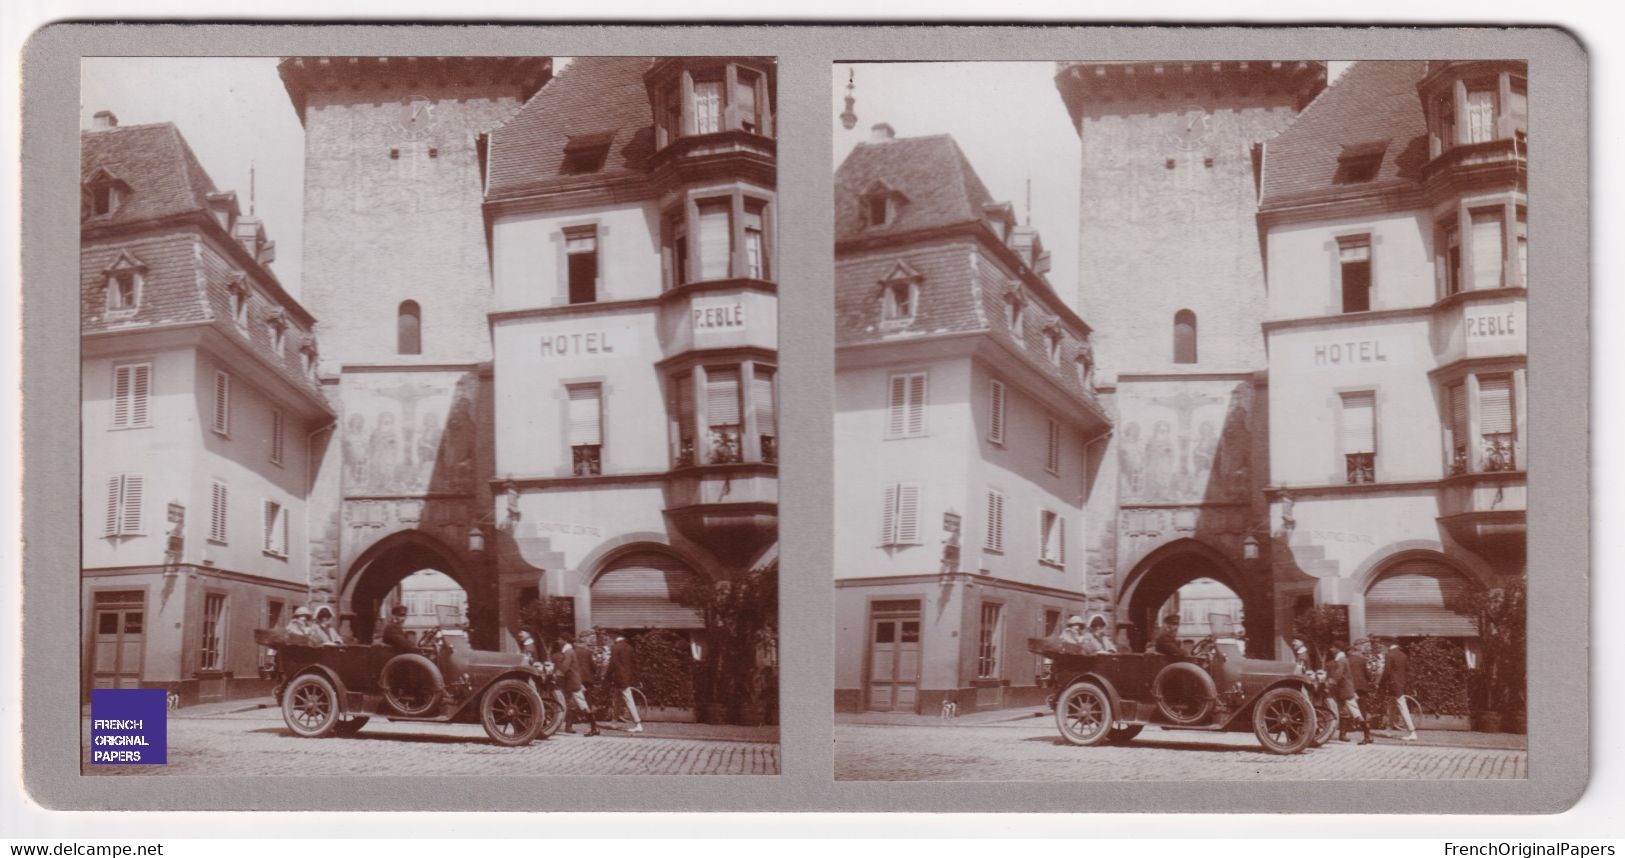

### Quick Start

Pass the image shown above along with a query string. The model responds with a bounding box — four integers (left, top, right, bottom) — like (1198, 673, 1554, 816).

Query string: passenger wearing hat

(381, 603, 414, 651)
(1058, 615, 1090, 649)
(1087, 614, 1118, 654)
(311, 605, 345, 645)
(284, 606, 320, 645)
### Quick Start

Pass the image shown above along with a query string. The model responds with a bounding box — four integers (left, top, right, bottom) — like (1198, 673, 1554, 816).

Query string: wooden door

(867, 614, 921, 712)
(91, 597, 145, 689)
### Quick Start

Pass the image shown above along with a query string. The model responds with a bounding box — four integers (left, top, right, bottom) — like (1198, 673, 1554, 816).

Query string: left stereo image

(79, 55, 780, 775)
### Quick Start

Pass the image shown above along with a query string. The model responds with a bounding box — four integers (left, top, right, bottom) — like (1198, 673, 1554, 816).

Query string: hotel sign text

(540, 331, 617, 358)
(1312, 339, 1391, 366)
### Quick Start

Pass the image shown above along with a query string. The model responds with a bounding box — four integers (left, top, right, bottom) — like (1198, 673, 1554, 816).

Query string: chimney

(870, 122, 895, 143)
(92, 110, 119, 130)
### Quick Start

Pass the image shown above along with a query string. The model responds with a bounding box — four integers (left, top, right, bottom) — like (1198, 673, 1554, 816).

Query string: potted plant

(1453, 579, 1525, 733)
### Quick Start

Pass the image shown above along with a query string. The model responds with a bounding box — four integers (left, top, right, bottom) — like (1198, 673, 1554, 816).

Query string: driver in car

(1153, 613, 1186, 658)
(381, 603, 413, 651)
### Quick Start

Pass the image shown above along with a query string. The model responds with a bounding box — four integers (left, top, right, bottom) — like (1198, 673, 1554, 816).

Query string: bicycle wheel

(613, 687, 648, 723)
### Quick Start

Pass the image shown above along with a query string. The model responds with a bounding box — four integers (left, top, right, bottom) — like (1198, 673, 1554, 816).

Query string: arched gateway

(1119, 538, 1272, 657)
(339, 529, 486, 645)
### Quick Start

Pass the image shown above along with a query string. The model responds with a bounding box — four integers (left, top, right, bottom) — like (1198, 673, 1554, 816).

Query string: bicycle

(610, 685, 649, 725)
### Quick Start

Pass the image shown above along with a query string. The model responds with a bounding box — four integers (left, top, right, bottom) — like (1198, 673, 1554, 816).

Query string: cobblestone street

(835, 717, 1526, 781)
(84, 707, 779, 776)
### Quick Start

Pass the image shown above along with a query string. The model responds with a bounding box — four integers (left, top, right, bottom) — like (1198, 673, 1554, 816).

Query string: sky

(78, 57, 577, 302)
(832, 61, 1353, 312)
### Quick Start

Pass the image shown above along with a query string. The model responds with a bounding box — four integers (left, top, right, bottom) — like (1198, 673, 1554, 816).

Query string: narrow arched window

(1173, 309, 1197, 364)
(398, 300, 421, 355)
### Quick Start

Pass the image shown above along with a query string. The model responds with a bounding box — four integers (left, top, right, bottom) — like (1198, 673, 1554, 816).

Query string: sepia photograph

(78, 54, 781, 776)
(831, 59, 1529, 780)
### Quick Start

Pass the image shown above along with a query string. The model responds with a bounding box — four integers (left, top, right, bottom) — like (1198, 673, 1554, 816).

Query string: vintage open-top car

(1030, 634, 1332, 755)
(257, 612, 565, 746)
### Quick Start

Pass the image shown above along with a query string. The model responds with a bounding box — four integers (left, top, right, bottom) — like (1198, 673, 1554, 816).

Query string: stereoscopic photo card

(18, 23, 1589, 813)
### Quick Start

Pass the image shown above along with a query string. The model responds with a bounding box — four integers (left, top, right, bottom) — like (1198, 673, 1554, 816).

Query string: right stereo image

(831, 60, 1529, 781)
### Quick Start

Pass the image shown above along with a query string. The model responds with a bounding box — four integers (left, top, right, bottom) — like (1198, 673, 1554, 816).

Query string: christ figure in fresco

(1144, 420, 1176, 501)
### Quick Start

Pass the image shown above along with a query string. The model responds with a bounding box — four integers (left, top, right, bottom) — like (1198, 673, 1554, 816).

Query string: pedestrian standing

(1327, 642, 1373, 744)
(606, 632, 644, 733)
(1349, 639, 1378, 740)
(1380, 639, 1418, 741)
(554, 637, 599, 737)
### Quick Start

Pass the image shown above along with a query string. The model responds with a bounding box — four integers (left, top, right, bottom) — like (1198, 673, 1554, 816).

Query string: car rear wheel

(282, 673, 340, 738)
(1310, 694, 1338, 748)
(1055, 681, 1114, 746)
(1254, 686, 1317, 754)
(1105, 724, 1144, 744)
(481, 678, 546, 746)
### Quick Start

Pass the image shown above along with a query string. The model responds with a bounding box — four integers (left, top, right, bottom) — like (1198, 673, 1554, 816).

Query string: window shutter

(282, 508, 290, 556)
(989, 380, 1006, 443)
(752, 370, 776, 438)
(674, 374, 694, 438)
(1058, 517, 1066, 564)
(105, 476, 121, 536)
(985, 490, 1005, 552)
(734, 73, 757, 125)
(907, 374, 925, 437)
(210, 481, 228, 542)
(213, 372, 230, 434)
(1470, 209, 1504, 290)
(897, 484, 920, 545)
(263, 502, 275, 552)
(271, 410, 285, 464)
(1479, 376, 1513, 434)
(120, 476, 143, 534)
(697, 202, 731, 281)
(743, 206, 766, 278)
(1341, 392, 1376, 455)
(1451, 383, 1469, 443)
(131, 364, 149, 426)
(1047, 419, 1061, 472)
(706, 368, 741, 426)
(113, 365, 131, 427)
(881, 484, 898, 544)
(887, 375, 907, 437)
(567, 385, 602, 445)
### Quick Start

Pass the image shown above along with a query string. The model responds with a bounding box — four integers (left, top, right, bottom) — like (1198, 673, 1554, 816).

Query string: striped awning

(1365, 559, 1479, 638)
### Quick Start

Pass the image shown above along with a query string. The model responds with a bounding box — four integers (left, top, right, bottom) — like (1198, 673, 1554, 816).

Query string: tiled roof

(834, 135, 998, 242)
(485, 56, 658, 201)
(81, 123, 220, 226)
(1259, 60, 1431, 209)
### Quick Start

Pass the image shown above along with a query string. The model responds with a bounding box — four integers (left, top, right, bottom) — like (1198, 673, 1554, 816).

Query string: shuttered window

(976, 603, 1003, 678)
(984, 489, 1005, 552)
(697, 201, 731, 281)
(212, 371, 231, 435)
(671, 372, 695, 466)
(1479, 375, 1516, 471)
(887, 372, 926, 439)
(567, 384, 603, 446)
(1340, 392, 1376, 454)
(270, 409, 285, 465)
(1465, 88, 1496, 143)
(1470, 208, 1504, 291)
(1516, 207, 1528, 287)
(263, 500, 288, 556)
(104, 474, 144, 536)
(735, 69, 760, 133)
(692, 80, 722, 134)
(744, 204, 767, 279)
(209, 481, 228, 543)
(1449, 382, 1470, 474)
(1339, 237, 1372, 312)
(565, 227, 599, 305)
(591, 552, 706, 629)
(880, 483, 921, 546)
(752, 368, 776, 460)
(706, 368, 742, 463)
(1039, 509, 1065, 565)
(1046, 418, 1061, 473)
(988, 380, 1006, 444)
(199, 593, 227, 671)
(112, 363, 151, 428)
(1365, 560, 1479, 638)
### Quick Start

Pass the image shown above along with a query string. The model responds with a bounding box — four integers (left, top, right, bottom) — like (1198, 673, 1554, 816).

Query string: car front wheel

(1254, 686, 1317, 755)
(481, 678, 546, 746)
(282, 673, 340, 738)
(1055, 681, 1114, 746)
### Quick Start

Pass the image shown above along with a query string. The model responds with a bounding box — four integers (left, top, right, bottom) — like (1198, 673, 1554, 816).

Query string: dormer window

(561, 132, 613, 175)
(83, 168, 130, 219)
(879, 261, 922, 328)
(102, 251, 146, 315)
(650, 60, 774, 149)
(300, 343, 319, 381)
(1334, 140, 1387, 184)
(862, 181, 905, 229)
(868, 196, 890, 226)
(1075, 348, 1095, 391)
(266, 312, 288, 357)
(1005, 288, 1027, 336)
(93, 185, 117, 216)
(226, 276, 251, 331)
(1424, 64, 1529, 158)
(1043, 323, 1064, 365)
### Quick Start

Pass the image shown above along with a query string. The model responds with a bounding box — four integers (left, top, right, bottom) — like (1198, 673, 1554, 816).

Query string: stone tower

(1054, 61, 1325, 655)
(279, 57, 552, 647)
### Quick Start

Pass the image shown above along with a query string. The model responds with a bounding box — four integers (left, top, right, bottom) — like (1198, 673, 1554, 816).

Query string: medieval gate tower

(1054, 61, 1326, 655)
(279, 57, 553, 646)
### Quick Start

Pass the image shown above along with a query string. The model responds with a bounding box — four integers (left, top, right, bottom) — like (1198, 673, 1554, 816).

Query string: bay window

(697, 201, 732, 281)
(1443, 370, 1524, 476)
(668, 362, 778, 469)
(663, 191, 775, 288)
(650, 60, 774, 149)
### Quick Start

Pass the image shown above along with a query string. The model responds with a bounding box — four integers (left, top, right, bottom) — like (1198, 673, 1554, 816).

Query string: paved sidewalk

(837, 706, 1526, 750)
